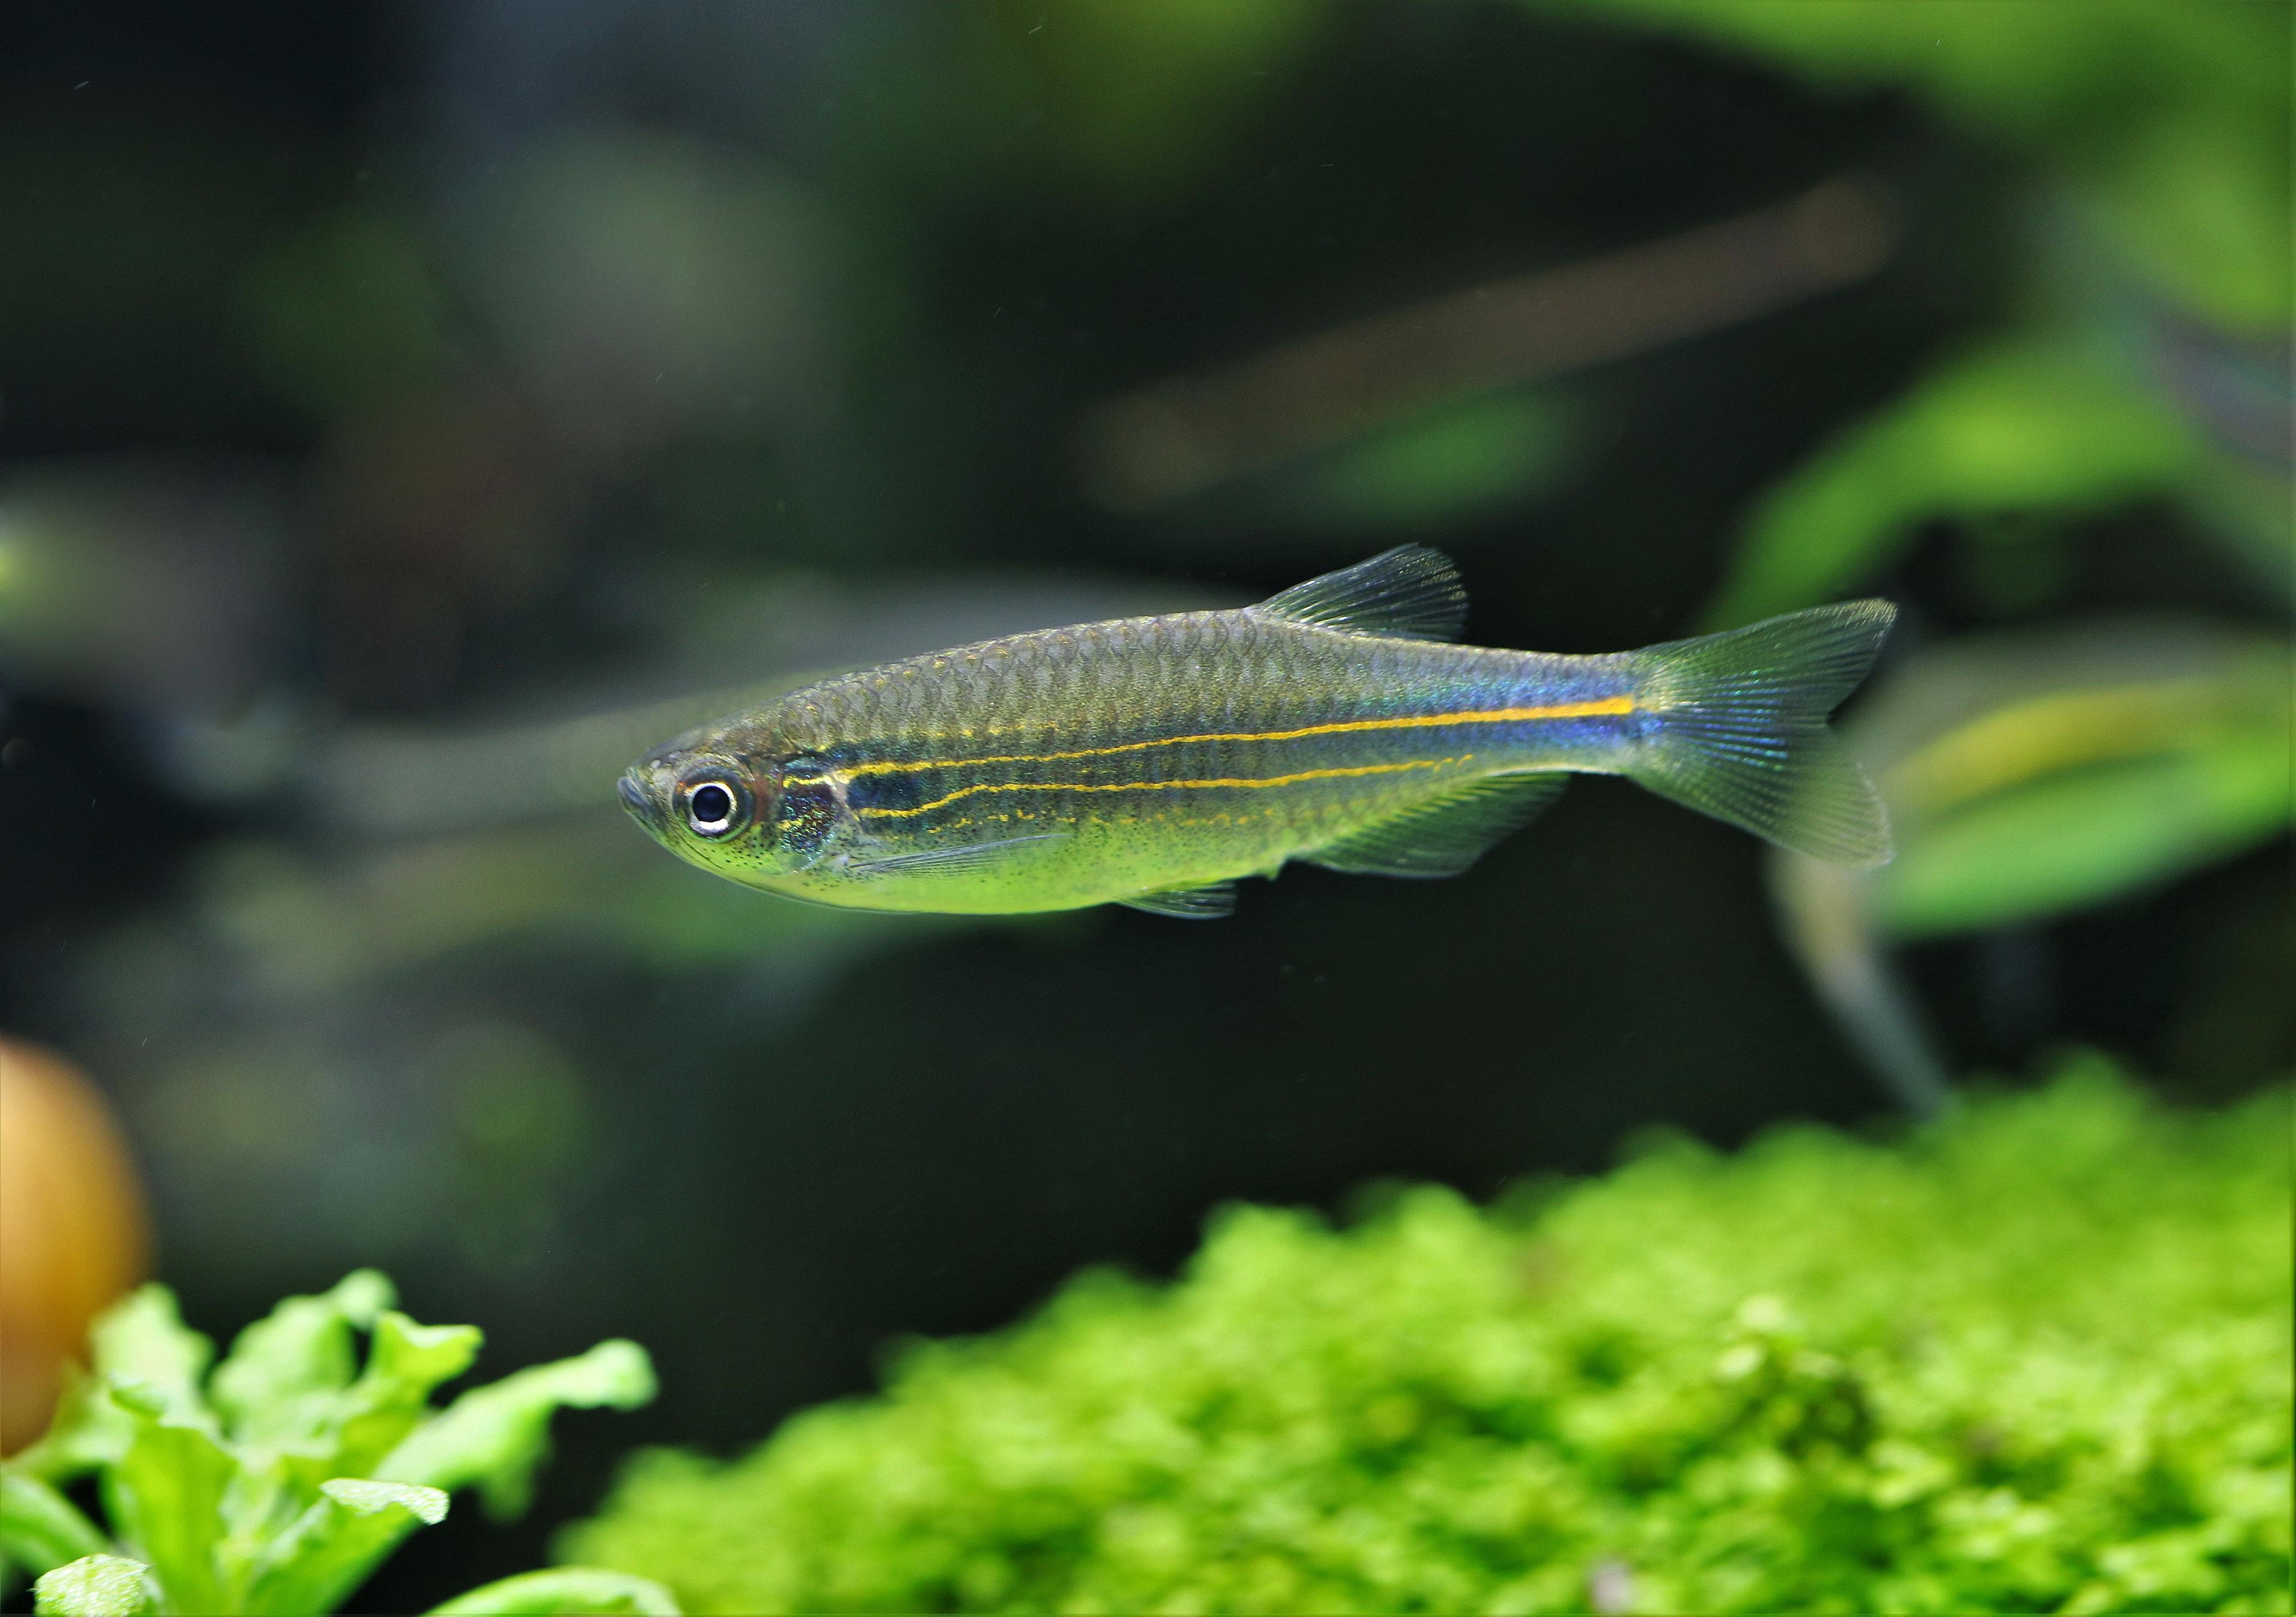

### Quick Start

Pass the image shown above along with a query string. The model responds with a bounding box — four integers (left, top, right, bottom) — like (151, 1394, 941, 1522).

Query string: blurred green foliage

(1766, 622, 2292, 1114)
(1868, 640, 2294, 939)
(1542, 0, 2289, 326)
(1528, 0, 2291, 626)
(565, 1064, 2291, 1613)
(1270, 392, 1583, 532)
(1784, 622, 2295, 943)
(1708, 337, 2212, 627)
(239, 210, 450, 421)
(853, 0, 1323, 204)
(0, 1274, 671, 1616)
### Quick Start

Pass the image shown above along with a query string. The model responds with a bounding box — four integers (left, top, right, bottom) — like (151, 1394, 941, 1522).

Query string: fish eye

(683, 777, 748, 838)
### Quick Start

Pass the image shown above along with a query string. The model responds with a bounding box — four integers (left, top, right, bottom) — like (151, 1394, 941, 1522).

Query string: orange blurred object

(0, 1037, 151, 1453)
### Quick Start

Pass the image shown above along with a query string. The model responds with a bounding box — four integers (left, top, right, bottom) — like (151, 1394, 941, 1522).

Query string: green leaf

(1876, 733, 2292, 939)
(32, 1555, 158, 1617)
(100, 1410, 234, 1617)
(239, 1478, 448, 1617)
(0, 1468, 112, 1576)
(377, 1341, 655, 1519)
(8, 1367, 118, 1482)
(211, 1271, 395, 1446)
(324, 1312, 484, 1481)
(89, 1289, 216, 1433)
(425, 1567, 681, 1615)
(1703, 338, 2203, 627)
(1849, 632, 2295, 938)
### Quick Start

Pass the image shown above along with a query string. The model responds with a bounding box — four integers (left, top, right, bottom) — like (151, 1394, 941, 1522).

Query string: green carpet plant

(0, 1272, 674, 1616)
(567, 1062, 2291, 1613)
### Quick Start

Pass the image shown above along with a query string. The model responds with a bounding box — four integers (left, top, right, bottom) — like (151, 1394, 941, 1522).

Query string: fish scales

(792, 616, 1610, 852)
(622, 547, 1896, 916)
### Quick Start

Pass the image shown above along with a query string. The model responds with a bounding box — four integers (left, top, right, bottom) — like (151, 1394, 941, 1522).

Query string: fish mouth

(618, 770, 665, 833)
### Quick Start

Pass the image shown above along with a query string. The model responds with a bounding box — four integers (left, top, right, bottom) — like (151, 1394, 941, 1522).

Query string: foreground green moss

(565, 1063, 2291, 1614)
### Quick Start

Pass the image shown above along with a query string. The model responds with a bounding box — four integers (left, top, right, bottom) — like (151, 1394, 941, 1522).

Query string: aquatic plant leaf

(1251, 545, 1468, 642)
(101, 1411, 233, 1616)
(87, 1289, 214, 1435)
(1833, 626, 2292, 939)
(0, 1468, 111, 1576)
(426, 1567, 682, 1615)
(1117, 882, 1237, 919)
(323, 1312, 484, 1481)
(1702, 340, 2204, 627)
(1874, 735, 2292, 940)
(239, 1479, 448, 1617)
(13, 1274, 657, 1616)
(210, 1270, 395, 1445)
(31, 1555, 158, 1617)
(377, 1340, 655, 1520)
(1304, 772, 1565, 877)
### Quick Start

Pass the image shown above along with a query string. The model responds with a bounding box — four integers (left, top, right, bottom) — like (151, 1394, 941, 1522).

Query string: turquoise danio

(620, 547, 1894, 917)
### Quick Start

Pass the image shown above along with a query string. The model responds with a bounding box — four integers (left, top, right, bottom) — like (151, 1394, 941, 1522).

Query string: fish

(619, 546, 1895, 918)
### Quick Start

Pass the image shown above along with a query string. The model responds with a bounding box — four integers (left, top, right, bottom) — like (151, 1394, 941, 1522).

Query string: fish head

(619, 716, 844, 888)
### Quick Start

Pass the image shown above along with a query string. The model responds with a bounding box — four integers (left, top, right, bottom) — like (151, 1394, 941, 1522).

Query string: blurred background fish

(1, 0, 2286, 1606)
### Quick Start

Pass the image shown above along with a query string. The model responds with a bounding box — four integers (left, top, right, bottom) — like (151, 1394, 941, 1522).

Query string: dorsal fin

(1303, 772, 1565, 878)
(1250, 545, 1468, 642)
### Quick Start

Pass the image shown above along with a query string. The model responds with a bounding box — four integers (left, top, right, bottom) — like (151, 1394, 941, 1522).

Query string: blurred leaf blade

(1705, 338, 2204, 627)
(376, 1340, 655, 1520)
(1864, 635, 2292, 939)
(426, 1567, 682, 1616)
(210, 1270, 395, 1447)
(1876, 724, 2292, 941)
(323, 1313, 484, 1482)
(88, 1289, 214, 1436)
(101, 1414, 233, 1617)
(0, 1468, 112, 1576)
(239, 1478, 448, 1617)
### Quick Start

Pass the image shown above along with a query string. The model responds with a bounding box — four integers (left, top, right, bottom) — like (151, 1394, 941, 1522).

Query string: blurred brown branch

(1077, 176, 1898, 510)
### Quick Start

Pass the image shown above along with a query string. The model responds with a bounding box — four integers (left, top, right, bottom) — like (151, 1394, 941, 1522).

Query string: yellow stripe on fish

(862, 756, 1475, 822)
(837, 696, 1637, 780)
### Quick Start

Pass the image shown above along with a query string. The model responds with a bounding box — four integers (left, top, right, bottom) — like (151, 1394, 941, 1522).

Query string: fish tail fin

(1624, 600, 1897, 866)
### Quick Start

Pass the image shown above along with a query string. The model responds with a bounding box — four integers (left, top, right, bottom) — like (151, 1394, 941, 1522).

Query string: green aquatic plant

(0, 1272, 675, 1616)
(567, 1063, 2290, 1613)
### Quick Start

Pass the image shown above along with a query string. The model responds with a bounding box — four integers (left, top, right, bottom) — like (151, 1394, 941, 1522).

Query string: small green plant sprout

(0, 1271, 677, 1616)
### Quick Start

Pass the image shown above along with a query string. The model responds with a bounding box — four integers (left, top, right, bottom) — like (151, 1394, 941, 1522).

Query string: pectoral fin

(845, 832, 1069, 877)
(1303, 772, 1565, 878)
(1117, 882, 1238, 919)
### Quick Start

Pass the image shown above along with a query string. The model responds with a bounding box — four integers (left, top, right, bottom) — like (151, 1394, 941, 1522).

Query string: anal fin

(1304, 772, 1565, 878)
(1117, 881, 1237, 919)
